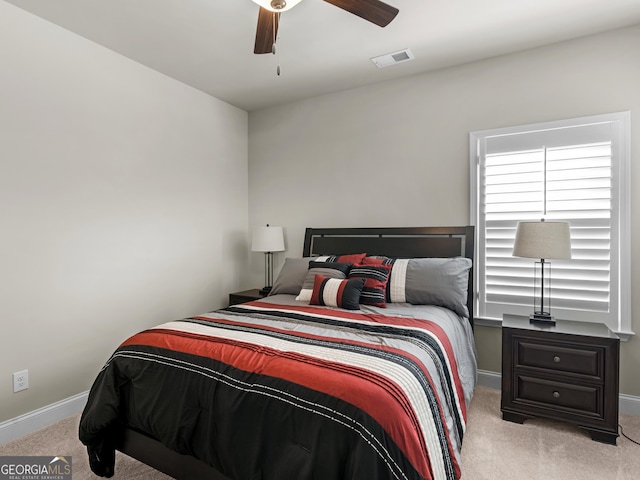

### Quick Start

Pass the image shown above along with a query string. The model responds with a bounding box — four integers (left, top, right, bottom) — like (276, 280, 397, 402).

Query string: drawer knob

(553, 391, 560, 399)
(553, 355, 561, 363)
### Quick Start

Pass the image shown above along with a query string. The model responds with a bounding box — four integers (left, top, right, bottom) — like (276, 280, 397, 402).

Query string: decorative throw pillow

(362, 256, 396, 300)
(362, 256, 472, 317)
(269, 257, 314, 296)
(295, 262, 352, 302)
(310, 275, 365, 310)
(312, 253, 367, 265)
(348, 264, 392, 307)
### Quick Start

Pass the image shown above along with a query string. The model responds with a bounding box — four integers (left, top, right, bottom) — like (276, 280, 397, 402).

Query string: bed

(79, 226, 477, 480)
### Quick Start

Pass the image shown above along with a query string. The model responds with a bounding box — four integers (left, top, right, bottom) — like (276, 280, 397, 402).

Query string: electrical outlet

(13, 370, 29, 393)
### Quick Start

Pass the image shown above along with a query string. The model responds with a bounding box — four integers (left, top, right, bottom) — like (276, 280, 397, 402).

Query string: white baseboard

(619, 393, 640, 417)
(0, 391, 88, 445)
(477, 369, 640, 416)
(1, 371, 639, 446)
(477, 369, 502, 390)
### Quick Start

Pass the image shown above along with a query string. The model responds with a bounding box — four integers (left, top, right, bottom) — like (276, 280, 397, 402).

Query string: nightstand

(501, 314, 620, 444)
(228, 289, 266, 306)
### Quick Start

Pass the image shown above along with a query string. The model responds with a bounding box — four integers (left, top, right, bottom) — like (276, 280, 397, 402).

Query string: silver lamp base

(259, 286, 272, 296)
(529, 312, 556, 326)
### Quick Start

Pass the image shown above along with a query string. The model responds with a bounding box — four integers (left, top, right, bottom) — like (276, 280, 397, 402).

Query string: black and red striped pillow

(295, 262, 352, 302)
(310, 275, 365, 310)
(348, 264, 392, 308)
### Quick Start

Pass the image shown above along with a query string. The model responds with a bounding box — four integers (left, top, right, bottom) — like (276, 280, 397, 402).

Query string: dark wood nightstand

(228, 289, 266, 306)
(501, 314, 620, 444)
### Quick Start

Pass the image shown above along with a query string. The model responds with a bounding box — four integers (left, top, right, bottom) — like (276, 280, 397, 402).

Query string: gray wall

(0, 2, 249, 421)
(248, 25, 640, 396)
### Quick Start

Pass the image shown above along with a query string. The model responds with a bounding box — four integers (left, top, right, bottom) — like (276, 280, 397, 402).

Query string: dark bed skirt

(116, 426, 230, 480)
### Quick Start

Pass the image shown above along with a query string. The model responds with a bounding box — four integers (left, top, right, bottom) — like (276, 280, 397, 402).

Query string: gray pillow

(390, 257, 472, 317)
(406, 257, 471, 317)
(269, 257, 313, 296)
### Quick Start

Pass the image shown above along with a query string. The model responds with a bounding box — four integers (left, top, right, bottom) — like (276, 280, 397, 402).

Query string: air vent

(371, 48, 415, 68)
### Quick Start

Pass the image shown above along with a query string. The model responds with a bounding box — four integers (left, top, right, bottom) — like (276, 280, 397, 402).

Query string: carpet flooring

(1, 386, 639, 479)
(460, 387, 640, 480)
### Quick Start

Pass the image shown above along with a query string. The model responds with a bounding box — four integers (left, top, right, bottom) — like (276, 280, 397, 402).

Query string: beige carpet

(460, 387, 640, 480)
(0, 414, 172, 480)
(0, 386, 638, 479)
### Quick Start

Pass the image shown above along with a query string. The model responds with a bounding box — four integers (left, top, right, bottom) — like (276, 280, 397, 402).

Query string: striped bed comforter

(79, 296, 477, 480)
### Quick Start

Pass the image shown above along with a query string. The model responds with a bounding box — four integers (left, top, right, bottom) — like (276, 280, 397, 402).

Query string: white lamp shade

(252, 0, 303, 13)
(512, 221, 572, 260)
(252, 225, 285, 252)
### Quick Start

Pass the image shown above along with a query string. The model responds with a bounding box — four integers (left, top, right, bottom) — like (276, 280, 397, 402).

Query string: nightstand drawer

(518, 341, 601, 378)
(517, 375, 601, 415)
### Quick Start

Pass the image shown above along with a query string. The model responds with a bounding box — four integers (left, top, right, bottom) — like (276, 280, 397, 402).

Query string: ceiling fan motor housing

(271, 0, 287, 9)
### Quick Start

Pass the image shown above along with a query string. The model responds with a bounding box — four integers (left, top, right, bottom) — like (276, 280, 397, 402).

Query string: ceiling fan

(252, 0, 399, 54)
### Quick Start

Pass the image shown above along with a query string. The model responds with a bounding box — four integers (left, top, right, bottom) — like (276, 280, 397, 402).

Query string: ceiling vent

(371, 48, 414, 68)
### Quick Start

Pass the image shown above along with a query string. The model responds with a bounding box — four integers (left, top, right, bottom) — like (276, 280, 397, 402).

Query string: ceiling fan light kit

(252, 0, 303, 13)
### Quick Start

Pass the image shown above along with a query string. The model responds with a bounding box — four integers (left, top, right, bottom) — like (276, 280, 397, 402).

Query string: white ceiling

(6, 0, 640, 112)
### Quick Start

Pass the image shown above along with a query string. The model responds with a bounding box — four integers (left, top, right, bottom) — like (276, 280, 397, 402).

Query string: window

(470, 112, 632, 339)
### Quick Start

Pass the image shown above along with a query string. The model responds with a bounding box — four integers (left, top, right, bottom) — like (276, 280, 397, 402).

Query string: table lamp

(252, 224, 285, 295)
(512, 220, 571, 325)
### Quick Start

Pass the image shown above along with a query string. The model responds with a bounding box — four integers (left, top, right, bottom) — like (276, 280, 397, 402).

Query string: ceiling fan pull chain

(276, 36, 281, 76)
(273, 11, 281, 76)
(272, 12, 277, 54)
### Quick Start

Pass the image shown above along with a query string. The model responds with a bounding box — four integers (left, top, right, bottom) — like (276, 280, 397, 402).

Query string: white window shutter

(471, 112, 632, 338)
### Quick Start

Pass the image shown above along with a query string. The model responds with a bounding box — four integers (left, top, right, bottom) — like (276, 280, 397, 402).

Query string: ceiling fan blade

(323, 0, 398, 27)
(254, 7, 280, 54)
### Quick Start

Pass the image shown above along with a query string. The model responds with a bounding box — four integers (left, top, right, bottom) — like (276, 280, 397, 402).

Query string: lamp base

(529, 313, 556, 326)
(259, 286, 272, 296)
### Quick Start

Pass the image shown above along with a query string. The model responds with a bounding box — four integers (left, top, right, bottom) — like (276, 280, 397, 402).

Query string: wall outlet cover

(13, 370, 29, 393)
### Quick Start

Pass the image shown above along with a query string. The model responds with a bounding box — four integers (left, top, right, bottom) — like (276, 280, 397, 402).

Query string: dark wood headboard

(303, 226, 475, 325)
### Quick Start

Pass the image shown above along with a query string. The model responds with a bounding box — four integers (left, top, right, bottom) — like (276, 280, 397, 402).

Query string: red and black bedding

(79, 295, 477, 480)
